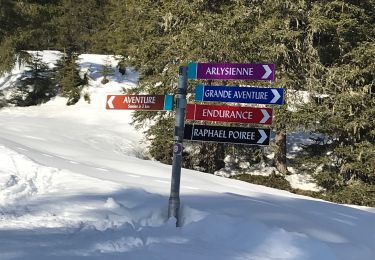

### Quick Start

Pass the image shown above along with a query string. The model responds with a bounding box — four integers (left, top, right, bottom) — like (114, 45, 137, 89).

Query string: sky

(0, 51, 374, 260)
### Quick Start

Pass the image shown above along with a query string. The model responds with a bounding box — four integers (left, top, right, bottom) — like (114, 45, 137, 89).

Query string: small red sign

(106, 95, 172, 110)
(186, 104, 272, 125)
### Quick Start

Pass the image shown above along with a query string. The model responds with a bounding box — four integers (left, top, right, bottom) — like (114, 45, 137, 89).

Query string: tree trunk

(274, 129, 289, 175)
(212, 143, 225, 173)
(198, 143, 225, 174)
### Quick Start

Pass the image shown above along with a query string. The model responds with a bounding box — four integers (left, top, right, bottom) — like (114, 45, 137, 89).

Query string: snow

(285, 173, 321, 191)
(0, 52, 374, 260)
(215, 131, 326, 191)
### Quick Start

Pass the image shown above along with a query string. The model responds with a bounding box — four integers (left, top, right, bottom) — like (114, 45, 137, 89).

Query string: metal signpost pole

(168, 66, 188, 227)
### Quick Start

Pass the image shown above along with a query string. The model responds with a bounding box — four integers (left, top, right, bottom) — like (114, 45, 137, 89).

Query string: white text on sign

(193, 128, 256, 140)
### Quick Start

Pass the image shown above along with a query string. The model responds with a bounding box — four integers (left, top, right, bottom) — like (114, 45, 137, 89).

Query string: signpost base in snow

(168, 66, 188, 227)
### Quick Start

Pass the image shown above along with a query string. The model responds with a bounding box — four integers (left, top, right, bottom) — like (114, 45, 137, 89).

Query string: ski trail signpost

(166, 62, 281, 227)
(195, 85, 284, 105)
(106, 62, 281, 227)
(188, 62, 275, 81)
(106, 94, 173, 111)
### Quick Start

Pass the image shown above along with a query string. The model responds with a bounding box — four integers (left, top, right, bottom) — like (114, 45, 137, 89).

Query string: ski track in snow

(0, 52, 374, 260)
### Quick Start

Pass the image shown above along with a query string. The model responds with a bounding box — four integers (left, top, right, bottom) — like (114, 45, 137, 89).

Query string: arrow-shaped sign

(188, 63, 275, 81)
(262, 65, 272, 79)
(270, 89, 281, 103)
(195, 85, 284, 105)
(257, 129, 268, 144)
(106, 95, 173, 111)
(107, 95, 115, 109)
(186, 104, 273, 125)
(184, 124, 271, 146)
(259, 109, 271, 124)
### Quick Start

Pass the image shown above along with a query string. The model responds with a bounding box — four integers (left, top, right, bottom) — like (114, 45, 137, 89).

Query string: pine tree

(0, 0, 24, 74)
(52, 0, 109, 53)
(100, 57, 114, 84)
(0, 0, 58, 75)
(105, 0, 308, 171)
(246, 0, 316, 174)
(8, 52, 56, 106)
(55, 52, 86, 105)
(304, 0, 375, 181)
(0, 38, 18, 75)
(112, 0, 255, 168)
(0, 91, 6, 108)
(143, 116, 175, 164)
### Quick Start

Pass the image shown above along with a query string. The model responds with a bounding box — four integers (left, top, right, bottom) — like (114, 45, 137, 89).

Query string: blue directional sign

(195, 85, 284, 105)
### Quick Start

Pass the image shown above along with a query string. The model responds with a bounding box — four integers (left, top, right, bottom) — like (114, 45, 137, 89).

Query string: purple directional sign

(188, 62, 275, 81)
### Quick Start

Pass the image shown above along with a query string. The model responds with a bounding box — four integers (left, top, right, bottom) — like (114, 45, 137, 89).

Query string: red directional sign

(186, 104, 272, 125)
(106, 95, 173, 110)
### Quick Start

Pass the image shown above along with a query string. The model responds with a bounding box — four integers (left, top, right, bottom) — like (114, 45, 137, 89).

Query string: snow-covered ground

(0, 52, 374, 260)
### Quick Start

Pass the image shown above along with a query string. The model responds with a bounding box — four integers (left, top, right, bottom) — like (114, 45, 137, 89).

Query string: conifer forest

(1, 0, 374, 206)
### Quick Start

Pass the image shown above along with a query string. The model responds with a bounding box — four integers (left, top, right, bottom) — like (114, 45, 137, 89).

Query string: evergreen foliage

(52, 0, 109, 53)
(100, 57, 114, 84)
(0, 91, 6, 108)
(234, 173, 293, 191)
(300, 1, 375, 181)
(0, 0, 23, 74)
(0, 0, 374, 204)
(8, 52, 56, 106)
(107, 0, 271, 168)
(235, 173, 375, 207)
(143, 116, 175, 164)
(0, 38, 18, 74)
(54, 52, 87, 105)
